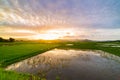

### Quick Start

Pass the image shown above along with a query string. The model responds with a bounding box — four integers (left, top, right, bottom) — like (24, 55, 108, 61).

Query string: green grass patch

(0, 68, 41, 80)
(0, 42, 59, 67)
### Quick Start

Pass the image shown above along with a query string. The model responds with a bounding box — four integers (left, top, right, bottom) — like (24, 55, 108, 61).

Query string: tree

(9, 37, 15, 42)
(0, 37, 3, 42)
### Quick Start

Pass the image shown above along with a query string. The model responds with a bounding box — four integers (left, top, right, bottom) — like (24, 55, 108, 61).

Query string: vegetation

(0, 41, 59, 80)
(0, 68, 40, 80)
(0, 40, 120, 80)
(0, 42, 59, 67)
(0, 37, 15, 42)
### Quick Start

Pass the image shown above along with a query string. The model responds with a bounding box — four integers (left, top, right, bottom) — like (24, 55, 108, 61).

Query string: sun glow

(33, 34, 60, 40)
(31, 29, 75, 40)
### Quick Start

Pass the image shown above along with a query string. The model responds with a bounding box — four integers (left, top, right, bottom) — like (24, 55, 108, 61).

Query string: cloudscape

(0, 0, 120, 40)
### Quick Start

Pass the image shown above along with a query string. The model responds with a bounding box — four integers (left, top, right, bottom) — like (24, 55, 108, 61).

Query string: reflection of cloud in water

(95, 50, 120, 63)
(6, 49, 87, 73)
(6, 49, 120, 80)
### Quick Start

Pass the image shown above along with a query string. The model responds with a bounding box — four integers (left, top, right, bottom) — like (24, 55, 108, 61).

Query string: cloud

(0, 0, 120, 40)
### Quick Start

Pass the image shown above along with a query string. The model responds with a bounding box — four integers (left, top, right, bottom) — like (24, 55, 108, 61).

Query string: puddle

(101, 44, 120, 47)
(111, 46, 120, 47)
(66, 44, 74, 46)
(6, 49, 120, 80)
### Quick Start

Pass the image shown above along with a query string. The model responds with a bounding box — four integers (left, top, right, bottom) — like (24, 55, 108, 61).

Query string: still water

(6, 49, 120, 80)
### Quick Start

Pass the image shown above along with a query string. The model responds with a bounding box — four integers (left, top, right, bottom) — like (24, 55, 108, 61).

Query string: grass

(0, 42, 59, 67)
(0, 40, 120, 80)
(0, 42, 60, 80)
(0, 68, 40, 80)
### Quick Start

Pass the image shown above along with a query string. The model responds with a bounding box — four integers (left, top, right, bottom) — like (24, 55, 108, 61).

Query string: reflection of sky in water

(101, 44, 120, 47)
(6, 49, 120, 80)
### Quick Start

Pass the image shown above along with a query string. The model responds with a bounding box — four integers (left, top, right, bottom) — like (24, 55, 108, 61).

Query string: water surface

(6, 49, 120, 80)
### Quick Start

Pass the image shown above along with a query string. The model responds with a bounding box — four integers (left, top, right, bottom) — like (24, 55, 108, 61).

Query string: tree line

(0, 37, 15, 42)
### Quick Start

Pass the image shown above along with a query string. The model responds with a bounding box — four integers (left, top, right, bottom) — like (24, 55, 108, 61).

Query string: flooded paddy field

(6, 49, 120, 80)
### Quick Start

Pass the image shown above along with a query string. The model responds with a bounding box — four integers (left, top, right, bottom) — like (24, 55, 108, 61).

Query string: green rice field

(0, 40, 120, 80)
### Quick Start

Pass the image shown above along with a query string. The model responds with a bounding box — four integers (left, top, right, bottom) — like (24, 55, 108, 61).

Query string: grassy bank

(0, 42, 59, 67)
(0, 68, 41, 80)
(0, 42, 60, 80)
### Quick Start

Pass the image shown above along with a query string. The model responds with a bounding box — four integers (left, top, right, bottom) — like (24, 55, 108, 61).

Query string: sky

(0, 0, 120, 40)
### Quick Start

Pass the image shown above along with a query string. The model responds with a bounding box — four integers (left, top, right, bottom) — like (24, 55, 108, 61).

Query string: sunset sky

(0, 0, 120, 40)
